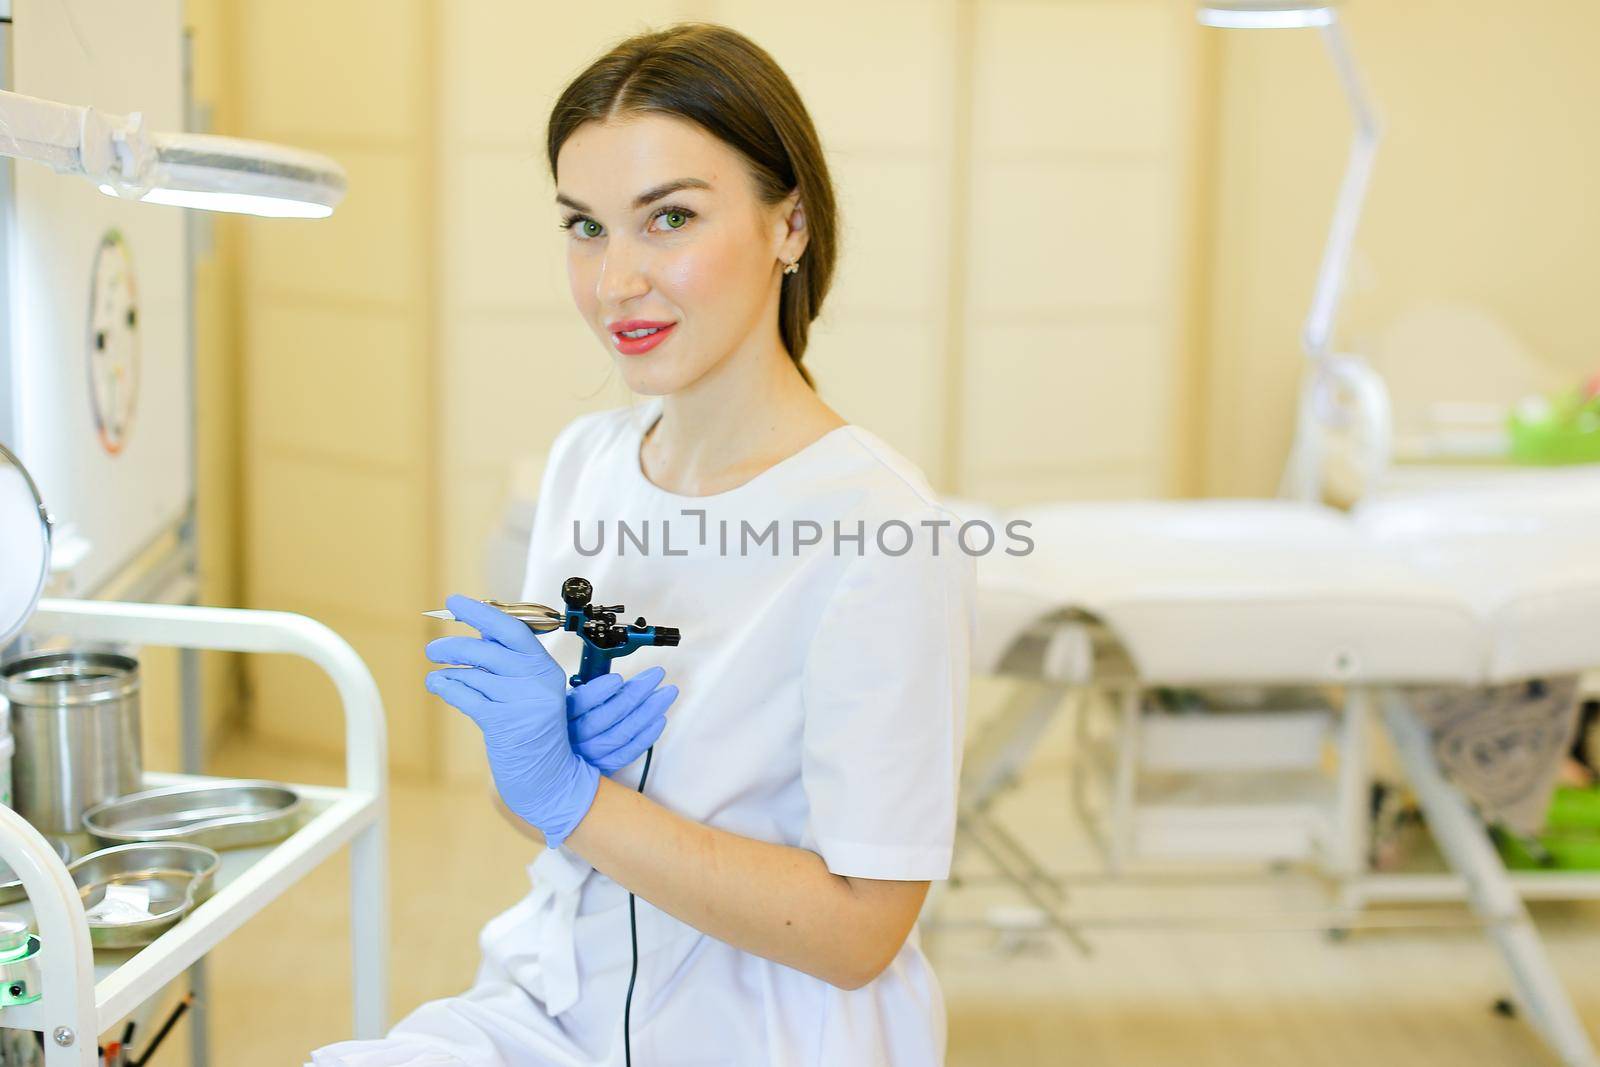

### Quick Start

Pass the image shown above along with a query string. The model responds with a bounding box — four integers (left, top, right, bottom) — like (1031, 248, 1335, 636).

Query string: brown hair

(547, 22, 838, 389)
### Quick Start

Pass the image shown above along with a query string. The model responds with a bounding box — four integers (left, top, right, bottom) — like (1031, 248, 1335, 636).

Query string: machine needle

(423, 600, 564, 632)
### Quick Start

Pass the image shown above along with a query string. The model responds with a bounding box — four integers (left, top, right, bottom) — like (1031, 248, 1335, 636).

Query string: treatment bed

(951, 473, 1600, 1066)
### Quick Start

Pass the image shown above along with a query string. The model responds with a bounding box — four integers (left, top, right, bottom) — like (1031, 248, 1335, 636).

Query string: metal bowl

(82, 781, 303, 850)
(0, 838, 75, 906)
(67, 843, 219, 948)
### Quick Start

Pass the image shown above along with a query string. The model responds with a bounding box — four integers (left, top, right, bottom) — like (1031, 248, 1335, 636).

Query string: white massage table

(952, 475, 1600, 1066)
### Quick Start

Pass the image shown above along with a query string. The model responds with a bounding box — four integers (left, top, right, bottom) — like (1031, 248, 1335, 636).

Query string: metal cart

(0, 598, 389, 1065)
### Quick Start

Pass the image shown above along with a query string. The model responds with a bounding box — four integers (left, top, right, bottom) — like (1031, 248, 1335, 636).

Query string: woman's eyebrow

(555, 177, 712, 214)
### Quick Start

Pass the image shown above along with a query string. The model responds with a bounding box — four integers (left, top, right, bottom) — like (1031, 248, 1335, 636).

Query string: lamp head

(1196, 1, 1339, 29)
(0, 88, 346, 219)
(97, 132, 346, 219)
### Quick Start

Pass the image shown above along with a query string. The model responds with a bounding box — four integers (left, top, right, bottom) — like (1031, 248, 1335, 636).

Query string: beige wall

(232, 1, 439, 775)
(958, 0, 1204, 503)
(1202, 1, 1600, 496)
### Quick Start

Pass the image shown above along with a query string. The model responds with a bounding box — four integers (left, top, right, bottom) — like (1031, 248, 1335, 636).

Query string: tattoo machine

(425, 575, 680, 685)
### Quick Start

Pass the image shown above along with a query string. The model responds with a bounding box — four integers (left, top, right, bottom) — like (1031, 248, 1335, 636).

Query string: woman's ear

(776, 189, 808, 263)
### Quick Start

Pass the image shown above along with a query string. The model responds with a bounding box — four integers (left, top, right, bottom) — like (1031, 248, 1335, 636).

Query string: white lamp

(1198, 0, 1390, 501)
(0, 87, 345, 218)
(1197, 1, 1338, 30)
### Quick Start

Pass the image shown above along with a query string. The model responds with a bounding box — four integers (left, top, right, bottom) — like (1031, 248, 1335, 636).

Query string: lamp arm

(0, 89, 87, 171)
(0, 88, 157, 194)
(1302, 18, 1382, 361)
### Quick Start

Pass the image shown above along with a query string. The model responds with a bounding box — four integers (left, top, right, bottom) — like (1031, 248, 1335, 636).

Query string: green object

(1508, 385, 1600, 465)
(1496, 786, 1600, 870)
(1544, 784, 1600, 831)
(0, 919, 41, 1007)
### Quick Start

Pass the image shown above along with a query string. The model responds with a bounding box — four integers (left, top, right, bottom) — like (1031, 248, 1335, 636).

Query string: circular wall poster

(86, 229, 140, 455)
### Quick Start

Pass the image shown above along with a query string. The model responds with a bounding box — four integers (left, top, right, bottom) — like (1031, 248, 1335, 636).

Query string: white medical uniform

(311, 399, 975, 1067)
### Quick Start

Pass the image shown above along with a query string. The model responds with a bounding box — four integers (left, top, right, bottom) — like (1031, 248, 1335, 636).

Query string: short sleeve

(800, 516, 976, 881)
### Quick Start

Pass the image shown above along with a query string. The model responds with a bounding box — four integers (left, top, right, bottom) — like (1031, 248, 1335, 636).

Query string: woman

(311, 21, 974, 1067)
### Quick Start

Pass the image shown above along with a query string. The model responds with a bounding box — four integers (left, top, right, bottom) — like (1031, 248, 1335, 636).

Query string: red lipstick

(606, 319, 676, 356)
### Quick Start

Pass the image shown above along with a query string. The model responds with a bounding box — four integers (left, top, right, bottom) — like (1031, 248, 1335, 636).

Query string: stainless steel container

(0, 837, 75, 905)
(68, 842, 219, 948)
(1, 651, 142, 837)
(83, 780, 304, 850)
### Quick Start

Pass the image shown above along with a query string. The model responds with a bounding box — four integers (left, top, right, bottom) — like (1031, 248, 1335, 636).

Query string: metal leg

(185, 960, 209, 1067)
(965, 803, 1064, 898)
(1067, 689, 1115, 865)
(953, 676, 1090, 952)
(1331, 687, 1371, 917)
(1382, 692, 1599, 1067)
(1108, 688, 1142, 875)
(179, 646, 210, 1067)
(179, 645, 204, 776)
(916, 873, 949, 960)
(349, 817, 388, 1038)
(962, 679, 1075, 802)
(957, 806, 1092, 955)
(955, 678, 1078, 899)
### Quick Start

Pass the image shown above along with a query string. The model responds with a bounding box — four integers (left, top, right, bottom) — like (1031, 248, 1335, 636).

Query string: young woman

(311, 21, 974, 1067)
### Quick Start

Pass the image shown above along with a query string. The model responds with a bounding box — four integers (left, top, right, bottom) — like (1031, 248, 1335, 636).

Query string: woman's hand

(567, 667, 679, 774)
(425, 593, 599, 848)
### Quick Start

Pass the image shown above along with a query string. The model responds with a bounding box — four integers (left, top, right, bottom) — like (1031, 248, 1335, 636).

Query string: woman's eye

(652, 207, 694, 232)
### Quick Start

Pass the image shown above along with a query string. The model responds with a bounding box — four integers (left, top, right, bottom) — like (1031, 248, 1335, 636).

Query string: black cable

(130, 992, 193, 1067)
(623, 745, 654, 1067)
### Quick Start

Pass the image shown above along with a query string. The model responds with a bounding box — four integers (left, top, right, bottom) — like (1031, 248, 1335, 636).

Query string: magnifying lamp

(0, 87, 345, 219)
(1197, 1, 1338, 30)
(0, 443, 51, 649)
(1198, 0, 1389, 500)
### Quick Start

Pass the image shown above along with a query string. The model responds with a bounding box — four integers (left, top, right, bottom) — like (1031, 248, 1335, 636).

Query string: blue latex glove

(425, 593, 598, 849)
(567, 667, 679, 774)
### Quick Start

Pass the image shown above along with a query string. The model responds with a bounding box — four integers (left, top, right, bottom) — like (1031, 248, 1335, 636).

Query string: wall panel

(960, 0, 1197, 503)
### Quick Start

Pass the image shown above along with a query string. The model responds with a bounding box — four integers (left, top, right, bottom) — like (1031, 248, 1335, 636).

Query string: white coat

(311, 400, 975, 1066)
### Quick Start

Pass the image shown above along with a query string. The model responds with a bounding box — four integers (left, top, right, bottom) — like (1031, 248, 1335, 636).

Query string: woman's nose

(595, 239, 650, 307)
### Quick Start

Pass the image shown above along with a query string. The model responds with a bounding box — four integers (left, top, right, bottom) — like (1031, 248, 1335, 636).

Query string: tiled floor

(149, 727, 1600, 1066)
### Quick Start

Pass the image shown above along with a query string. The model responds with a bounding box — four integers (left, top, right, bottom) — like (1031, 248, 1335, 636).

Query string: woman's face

(555, 113, 801, 395)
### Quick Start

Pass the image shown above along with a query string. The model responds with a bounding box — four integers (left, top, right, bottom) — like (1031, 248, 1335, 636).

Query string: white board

(1, 0, 190, 596)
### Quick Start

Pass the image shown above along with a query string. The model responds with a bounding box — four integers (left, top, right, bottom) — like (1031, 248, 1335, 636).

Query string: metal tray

(0, 838, 75, 905)
(68, 843, 219, 949)
(82, 780, 304, 850)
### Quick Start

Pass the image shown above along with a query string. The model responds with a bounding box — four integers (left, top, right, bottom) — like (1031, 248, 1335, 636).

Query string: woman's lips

(611, 322, 676, 356)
